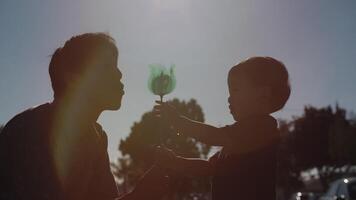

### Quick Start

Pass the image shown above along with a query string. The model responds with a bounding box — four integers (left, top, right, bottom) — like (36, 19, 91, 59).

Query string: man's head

(49, 33, 124, 110)
(228, 57, 290, 120)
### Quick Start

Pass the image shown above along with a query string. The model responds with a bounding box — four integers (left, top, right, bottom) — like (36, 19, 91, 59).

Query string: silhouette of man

(0, 33, 168, 200)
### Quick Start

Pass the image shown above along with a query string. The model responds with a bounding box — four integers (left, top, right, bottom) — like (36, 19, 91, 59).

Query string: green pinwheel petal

(148, 64, 176, 96)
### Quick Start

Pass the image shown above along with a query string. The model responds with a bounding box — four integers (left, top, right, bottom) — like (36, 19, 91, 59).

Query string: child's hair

(229, 56, 291, 113)
(49, 32, 117, 99)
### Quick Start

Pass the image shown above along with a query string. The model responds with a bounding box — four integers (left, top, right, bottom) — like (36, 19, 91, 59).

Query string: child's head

(228, 57, 290, 120)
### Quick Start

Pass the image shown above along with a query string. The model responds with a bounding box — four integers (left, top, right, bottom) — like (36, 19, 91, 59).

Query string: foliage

(112, 98, 211, 199)
(278, 105, 356, 191)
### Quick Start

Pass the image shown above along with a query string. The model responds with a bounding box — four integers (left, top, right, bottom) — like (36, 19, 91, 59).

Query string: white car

(320, 177, 356, 200)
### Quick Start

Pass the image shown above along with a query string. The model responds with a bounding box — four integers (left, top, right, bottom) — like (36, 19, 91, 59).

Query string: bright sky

(1, 0, 356, 161)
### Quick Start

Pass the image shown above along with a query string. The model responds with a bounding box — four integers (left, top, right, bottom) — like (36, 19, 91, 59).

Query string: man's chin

(104, 100, 122, 111)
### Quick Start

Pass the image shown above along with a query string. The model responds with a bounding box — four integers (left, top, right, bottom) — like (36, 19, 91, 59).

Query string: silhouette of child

(155, 56, 291, 200)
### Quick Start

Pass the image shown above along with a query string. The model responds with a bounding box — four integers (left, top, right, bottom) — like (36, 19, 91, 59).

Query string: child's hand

(155, 146, 178, 170)
(154, 101, 180, 125)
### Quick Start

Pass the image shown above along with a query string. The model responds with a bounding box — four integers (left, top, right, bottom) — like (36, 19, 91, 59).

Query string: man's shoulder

(1, 103, 51, 137)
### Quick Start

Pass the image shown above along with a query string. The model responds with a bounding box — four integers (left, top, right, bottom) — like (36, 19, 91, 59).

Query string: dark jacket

(0, 103, 118, 200)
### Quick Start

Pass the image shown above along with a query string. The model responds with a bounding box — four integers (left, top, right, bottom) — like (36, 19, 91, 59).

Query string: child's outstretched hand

(154, 101, 180, 125)
(155, 146, 178, 170)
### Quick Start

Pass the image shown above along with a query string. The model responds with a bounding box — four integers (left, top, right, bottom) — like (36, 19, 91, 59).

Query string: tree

(276, 120, 304, 199)
(112, 98, 211, 200)
(280, 105, 356, 191)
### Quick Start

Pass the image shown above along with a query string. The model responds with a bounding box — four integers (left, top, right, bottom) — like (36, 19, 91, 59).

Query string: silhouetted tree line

(277, 104, 356, 197)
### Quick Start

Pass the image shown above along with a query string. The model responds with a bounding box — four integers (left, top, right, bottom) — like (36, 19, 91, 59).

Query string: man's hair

(49, 32, 117, 99)
(229, 56, 291, 113)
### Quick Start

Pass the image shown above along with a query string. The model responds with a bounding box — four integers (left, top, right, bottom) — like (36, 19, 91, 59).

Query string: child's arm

(156, 147, 215, 177)
(177, 116, 228, 146)
(154, 101, 229, 146)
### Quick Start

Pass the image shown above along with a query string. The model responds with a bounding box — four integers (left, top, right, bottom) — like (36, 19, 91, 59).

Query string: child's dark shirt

(209, 115, 279, 200)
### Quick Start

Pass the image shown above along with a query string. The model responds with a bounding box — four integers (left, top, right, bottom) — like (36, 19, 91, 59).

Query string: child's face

(228, 73, 270, 121)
